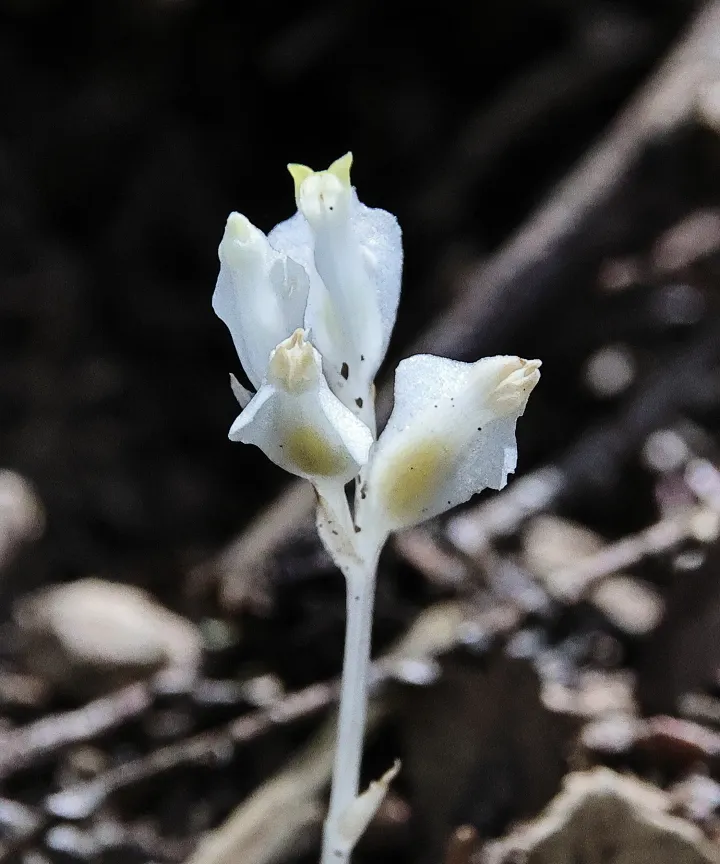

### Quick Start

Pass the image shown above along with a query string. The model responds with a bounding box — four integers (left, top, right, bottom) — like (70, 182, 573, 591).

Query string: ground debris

(0, 470, 44, 572)
(14, 578, 202, 693)
(401, 650, 572, 863)
(478, 768, 719, 864)
(522, 514, 664, 634)
(2, 1, 720, 862)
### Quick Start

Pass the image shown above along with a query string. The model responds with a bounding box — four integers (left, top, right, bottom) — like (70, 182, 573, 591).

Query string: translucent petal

(267, 213, 349, 401)
(362, 354, 541, 534)
(309, 190, 402, 379)
(228, 333, 373, 488)
(315, 487, 362, 577)
(229, 373, 252, 409)
(352, 196, 403, 365)
(213, 213, 309, 389)
(269, 164, 402, 426)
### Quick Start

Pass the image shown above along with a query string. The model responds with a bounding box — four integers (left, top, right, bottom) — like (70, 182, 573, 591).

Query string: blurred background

(2, 0, 720, 862)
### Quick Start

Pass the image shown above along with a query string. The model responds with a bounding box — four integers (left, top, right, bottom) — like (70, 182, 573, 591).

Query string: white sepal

(229, 373, 252, 409)
(336, 761, 400, 852)
(362, 354, 541, 535)
(315, 487, 362, 577)
(213, 213, 309, 389)
(228, 330, 373, 488)
(269, 154, 402, 428)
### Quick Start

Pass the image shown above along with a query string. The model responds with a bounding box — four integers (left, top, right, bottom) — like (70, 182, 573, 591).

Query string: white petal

(270, 157, 402, 425)
(315, 487, 362, 576)
(213, 213, 309, 388)
(352, 198, 403, 363)
(309, 189, 402, 382)
(268, 212, 351, 406)
(229, 373, 253, 409)
(362, 354, 540, 534)
(229, 332, 373, 487)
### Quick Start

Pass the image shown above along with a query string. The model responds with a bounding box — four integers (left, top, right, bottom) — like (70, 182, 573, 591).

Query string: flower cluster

(213, 152, 540, 552)
(214, 152, 541, 864)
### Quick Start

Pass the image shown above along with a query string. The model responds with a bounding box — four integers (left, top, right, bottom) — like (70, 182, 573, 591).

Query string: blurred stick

(443, 825, 479, 864)
(545, 509, 715, 604)
(0, 681, 151, 781)
(44, 680, 339, 821)
(209, 0, 720, 611)
(424, 0, 720, 361)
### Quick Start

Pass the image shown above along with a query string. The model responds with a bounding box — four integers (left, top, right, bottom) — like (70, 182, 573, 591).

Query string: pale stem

(320, 540, 380, 864)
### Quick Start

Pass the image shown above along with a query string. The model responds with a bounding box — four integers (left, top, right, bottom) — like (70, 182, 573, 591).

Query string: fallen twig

(0, 681, 151, 781)
(530, 506, 716, 605)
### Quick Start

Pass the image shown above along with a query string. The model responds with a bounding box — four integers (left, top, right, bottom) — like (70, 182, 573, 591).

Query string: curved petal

(269, 155, 402, 428)
(229, 331, 373, 488)
(229, 373, 253, 409)
(213, 213, 309, 389)
(361, 354, 541, 535)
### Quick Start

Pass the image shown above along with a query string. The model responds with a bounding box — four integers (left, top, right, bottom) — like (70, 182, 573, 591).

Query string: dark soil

(1, 1, 720, 862)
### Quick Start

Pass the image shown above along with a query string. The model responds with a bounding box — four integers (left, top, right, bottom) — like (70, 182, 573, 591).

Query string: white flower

(360, 354, 541, 537)
(269, 153, 402, 429)
(212, 155, 542, 540)
(212, 154, 542, 864)
(229, 330, 373, 491)
(213, 212, 310, 390)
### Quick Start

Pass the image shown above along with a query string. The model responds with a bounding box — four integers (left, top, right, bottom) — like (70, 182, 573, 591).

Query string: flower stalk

(322, 548, 379, 864)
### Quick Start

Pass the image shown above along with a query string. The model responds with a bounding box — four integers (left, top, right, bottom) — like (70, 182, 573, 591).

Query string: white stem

(320, 544, 379, 864)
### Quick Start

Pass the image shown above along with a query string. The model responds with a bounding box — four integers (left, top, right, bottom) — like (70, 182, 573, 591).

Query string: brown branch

(536, 507, 712, 605)
(0, 681, 151, 781)
(44, 679, 339, 820)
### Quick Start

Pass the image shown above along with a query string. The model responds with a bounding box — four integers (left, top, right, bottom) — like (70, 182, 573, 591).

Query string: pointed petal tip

(229, 373, 253, 409)
(286, 327, 308, 348)
(225, 212, 253, 241)
(328, 151, 353, 187)
(520, 357, 542, 380)
(228, 418, 243, 442)
(287, 163, 314, 200)
(219, 212, 266, 267)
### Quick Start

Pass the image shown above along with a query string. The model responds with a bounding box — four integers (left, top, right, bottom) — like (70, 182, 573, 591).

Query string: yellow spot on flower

(285, 425, 345, 476)
(379, 436, 451, 522)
